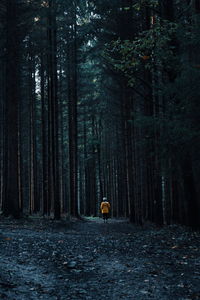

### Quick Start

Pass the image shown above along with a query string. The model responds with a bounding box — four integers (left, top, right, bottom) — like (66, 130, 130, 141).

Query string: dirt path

(0, 217, 199, 299)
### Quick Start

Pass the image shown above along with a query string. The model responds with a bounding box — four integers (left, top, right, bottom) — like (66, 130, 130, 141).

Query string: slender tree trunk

(40, 53, 49, 216)
(3, 0, 20, 218)
(48, 0, 60, 219)
(68, 1, 78, 217)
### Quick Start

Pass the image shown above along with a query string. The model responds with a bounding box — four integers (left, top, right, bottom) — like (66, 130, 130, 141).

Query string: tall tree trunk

(3, 0, 20, 217)
(68, 1, 78, 217)
(47, 0, 60, 219)
(40, 53, 49, 216)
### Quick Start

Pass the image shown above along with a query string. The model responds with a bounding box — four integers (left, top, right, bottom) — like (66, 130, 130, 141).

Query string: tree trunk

(68, 1, 78, 217)
(3, 0, 20, 218)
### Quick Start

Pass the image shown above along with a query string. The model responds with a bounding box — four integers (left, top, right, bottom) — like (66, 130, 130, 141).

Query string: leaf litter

(0, 217, 199, 299)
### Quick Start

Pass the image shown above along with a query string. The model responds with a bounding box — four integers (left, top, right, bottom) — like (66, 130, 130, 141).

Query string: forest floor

(0, 217, 199, 300)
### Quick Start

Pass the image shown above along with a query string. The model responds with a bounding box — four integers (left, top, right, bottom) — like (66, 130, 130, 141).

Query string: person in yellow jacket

(100, 197, 111, 223)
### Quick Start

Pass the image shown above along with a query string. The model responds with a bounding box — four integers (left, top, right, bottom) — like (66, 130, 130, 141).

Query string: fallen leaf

(172, 245, 178, 249)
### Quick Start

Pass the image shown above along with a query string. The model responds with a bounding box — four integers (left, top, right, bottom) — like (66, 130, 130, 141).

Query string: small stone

(73, 269, 82, 273)
(67, 261, 77, 269)
(78, 289, 87, 294)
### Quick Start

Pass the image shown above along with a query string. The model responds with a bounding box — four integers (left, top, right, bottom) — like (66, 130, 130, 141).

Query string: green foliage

(104, 20, 179, 87)
(133, 0, 159, 10)
(103, 5, 200, 172)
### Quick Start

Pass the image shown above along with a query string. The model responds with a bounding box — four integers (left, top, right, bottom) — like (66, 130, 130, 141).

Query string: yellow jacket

(100, 201, 110, 214)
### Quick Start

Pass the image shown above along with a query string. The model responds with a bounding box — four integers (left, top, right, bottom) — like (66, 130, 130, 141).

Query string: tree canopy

(0, 0, 200, 228)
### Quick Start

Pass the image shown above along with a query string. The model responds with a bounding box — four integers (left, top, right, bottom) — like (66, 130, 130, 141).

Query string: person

(100, 197, 111, 223)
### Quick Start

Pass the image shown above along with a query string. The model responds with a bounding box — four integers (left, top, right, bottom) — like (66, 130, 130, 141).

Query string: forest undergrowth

(0, 217, 199, 300)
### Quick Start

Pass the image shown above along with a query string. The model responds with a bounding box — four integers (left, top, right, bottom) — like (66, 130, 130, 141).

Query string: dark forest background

(0, 0, 200, 228)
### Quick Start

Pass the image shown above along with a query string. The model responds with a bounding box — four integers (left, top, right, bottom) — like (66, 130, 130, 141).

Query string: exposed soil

(0, 217, 199, 300)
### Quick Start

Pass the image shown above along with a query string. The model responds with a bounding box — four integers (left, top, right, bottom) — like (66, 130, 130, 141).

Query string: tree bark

(3, 0, 20, 218)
